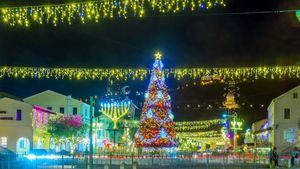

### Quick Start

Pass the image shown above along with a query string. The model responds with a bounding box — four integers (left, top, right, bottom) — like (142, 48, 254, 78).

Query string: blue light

(161, 128, 167, 138)
(26, 154, 60, 160)
(168, 110, 174, 120)
(145, 92, 149, 99)
(222, 114, 227, 118)
(147, 109, 153, 118)
(157, 91, 163, 99)
(152, 75, 158, 81)
(26, 154, 36, 160)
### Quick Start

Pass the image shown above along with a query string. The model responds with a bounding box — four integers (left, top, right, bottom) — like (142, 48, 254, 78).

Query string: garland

(1, 66, 299, 81)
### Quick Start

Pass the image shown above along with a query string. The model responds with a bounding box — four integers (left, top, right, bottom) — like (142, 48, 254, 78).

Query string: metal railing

(1, 152, 299, 169)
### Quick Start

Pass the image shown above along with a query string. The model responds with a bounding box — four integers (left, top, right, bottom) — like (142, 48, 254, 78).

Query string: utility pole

(89, 96, 94, 169)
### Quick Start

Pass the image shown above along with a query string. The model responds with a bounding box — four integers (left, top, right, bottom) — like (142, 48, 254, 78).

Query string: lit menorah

(100, 101, 131, 130)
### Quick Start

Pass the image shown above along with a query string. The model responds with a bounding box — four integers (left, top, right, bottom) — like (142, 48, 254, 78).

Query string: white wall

(24, 90, 91, 123)
(268, 86, 300, 152)
(0, 98, 33, 153)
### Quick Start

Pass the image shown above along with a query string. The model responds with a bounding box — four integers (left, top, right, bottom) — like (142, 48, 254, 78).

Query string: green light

(297, 10, 300, 22)
(231, 121, 243, 131)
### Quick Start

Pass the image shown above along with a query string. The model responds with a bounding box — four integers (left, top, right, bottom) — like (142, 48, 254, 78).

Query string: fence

(0, 152, 299, 169)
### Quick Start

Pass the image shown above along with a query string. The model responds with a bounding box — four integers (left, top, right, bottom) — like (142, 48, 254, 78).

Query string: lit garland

(175, 119, 223, 132)
(0, 0, 225, 26)
(32, 105, 55, 128)
(177, 130, 221, 138)
(177, 130, 227, 147)
(0, 66, 299, 81)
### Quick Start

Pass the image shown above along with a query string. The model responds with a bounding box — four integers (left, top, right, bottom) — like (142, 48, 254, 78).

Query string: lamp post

(88, 96, 100, 169)
(230, 115, 242, 151)
(89, 96, 94, 169)
(223, 112, 242, 151)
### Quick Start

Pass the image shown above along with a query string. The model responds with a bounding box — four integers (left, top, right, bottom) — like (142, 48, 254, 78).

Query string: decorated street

(0, 0, 300, 169)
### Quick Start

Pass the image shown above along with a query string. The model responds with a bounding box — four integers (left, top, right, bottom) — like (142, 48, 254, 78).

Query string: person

(291, 147, 299, 167)
(270, 147, 279, 168)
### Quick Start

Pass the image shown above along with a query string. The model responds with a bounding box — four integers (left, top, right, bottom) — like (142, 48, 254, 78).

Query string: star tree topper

(155, 51, 162, 60)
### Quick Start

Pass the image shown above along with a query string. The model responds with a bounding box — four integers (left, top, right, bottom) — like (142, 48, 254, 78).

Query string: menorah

(100, 101, 131, 130)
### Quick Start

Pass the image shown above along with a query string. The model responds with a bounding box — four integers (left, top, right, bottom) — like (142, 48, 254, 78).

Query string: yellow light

(154, 51, 162, 60)
(0, 66, 299, 81)
(101, 101, 131, 129)
(0, 0, 226, 27)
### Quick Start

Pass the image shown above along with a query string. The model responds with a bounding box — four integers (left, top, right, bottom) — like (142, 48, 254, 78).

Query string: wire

(0, 0, 298, 17)
(146, 9, 299, 18)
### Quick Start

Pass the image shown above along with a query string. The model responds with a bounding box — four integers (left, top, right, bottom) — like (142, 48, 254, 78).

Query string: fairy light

(0, 0, 225, 27)
(177, 130, 222, 138)
(0, 66, 299, 81)
(175, 119, 223, 131)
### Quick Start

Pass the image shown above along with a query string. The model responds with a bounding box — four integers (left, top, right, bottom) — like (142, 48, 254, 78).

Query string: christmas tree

(135, 52, 177, 147)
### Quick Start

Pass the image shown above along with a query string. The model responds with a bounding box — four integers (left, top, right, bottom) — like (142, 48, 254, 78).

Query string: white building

(0, 94, 60, 153)
(24, 90, 91, 124)
(268, 85, 300, 152)
(0, 97, 33, 154)
(249, 119, 270, 148)
(23, 90, 112, 152)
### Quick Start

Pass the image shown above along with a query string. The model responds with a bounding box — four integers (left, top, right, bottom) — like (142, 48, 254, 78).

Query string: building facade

(0, 96, 59, 153)
(24, 90, 91, 124)
(0, 97, 33, 154)
(268, 85, 300, 152)
(250, 119, 270, 148)
(24, 90, 93, 152)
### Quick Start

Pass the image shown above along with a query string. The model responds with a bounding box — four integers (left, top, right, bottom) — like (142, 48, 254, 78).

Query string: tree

(135, 52, 177, 147)
(48, 115, 87, 152)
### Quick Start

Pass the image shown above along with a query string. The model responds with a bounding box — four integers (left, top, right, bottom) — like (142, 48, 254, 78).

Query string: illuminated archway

(16, 137, 30, 154)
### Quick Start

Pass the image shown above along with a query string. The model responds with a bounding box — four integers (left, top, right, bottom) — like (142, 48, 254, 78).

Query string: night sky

(0, 0, 300, 127)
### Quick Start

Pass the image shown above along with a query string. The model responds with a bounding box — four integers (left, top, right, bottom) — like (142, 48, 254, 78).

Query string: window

(19, 140, 25, 149)
(284, 128, 298, 143)
(59, 107, 65, 114)
(293, 93, 298, 99)
(16, 109, 22, 121)
(73, 107, 78, 115)
(85, 109, 88, 117)
(284, 108, 290, 119)
(47, 107, 52, 110)
(1, 137, 7, 148)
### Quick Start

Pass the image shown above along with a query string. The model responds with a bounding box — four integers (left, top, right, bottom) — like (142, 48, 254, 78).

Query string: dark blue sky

(0, 0, 299, 125)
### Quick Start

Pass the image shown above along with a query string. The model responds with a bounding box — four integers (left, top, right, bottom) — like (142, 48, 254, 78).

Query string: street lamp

(223, 112, 243, 151)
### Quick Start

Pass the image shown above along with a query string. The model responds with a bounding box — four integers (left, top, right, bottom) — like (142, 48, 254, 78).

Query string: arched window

(16, 137, 30, 154)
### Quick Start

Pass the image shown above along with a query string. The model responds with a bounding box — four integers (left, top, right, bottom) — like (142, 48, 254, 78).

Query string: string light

(32, 107, 49, 128)
(0, 0, 225, 27)
(175, 119, 223, 131)
(1, 66, 299, 81)
(177, 130, 226, 149)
